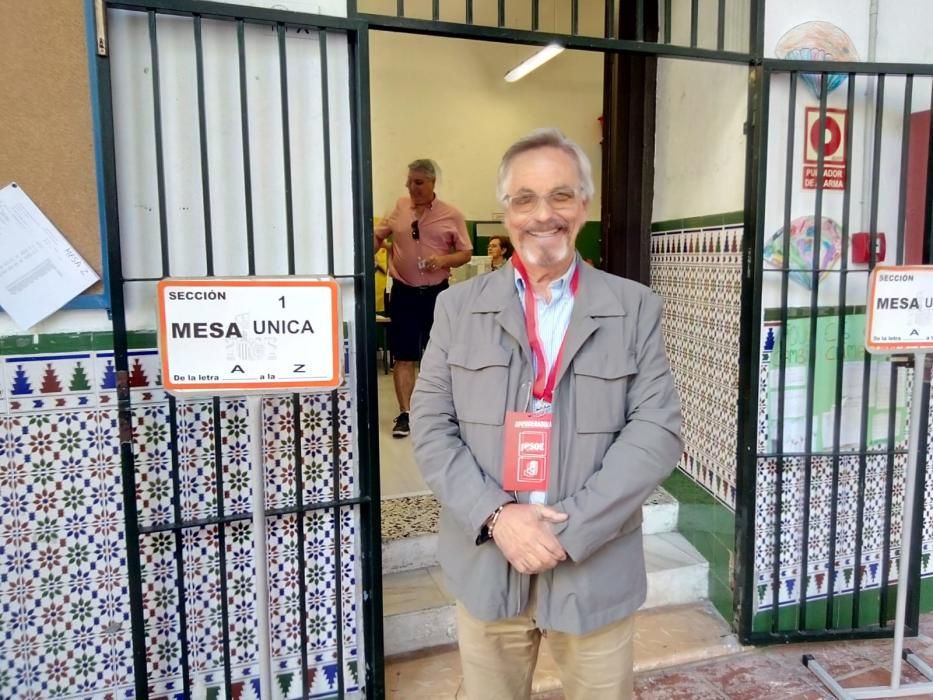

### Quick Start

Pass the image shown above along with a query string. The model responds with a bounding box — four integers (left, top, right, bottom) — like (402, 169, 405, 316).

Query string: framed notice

(865, 266, 933, 352)
(157, 277, 342, 393)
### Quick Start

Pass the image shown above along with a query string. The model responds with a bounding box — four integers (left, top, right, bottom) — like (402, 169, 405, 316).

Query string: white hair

(408, 158, 439, 180)
(496, 128, 594, 205)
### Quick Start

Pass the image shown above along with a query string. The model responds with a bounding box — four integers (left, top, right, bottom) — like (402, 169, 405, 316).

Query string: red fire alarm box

(851, 232, 886, 264)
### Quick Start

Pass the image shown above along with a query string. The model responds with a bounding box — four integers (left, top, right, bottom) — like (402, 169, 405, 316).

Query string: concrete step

(384, 601, 744, 697)
(383, 531, 708, 657)
(382, 487, 679, 576)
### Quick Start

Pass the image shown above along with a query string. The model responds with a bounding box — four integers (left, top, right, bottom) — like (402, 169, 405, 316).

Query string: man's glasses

(504, 188, 579, 215)
(411, 220, 420, 240)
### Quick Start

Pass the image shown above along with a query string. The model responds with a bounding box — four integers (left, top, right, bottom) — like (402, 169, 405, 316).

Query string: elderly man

(411, 129, 682, 699)
(375, 159, 472, 438)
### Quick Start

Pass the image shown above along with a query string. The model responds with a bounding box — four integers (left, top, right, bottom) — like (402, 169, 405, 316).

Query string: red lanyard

(512, 255, 580, 404)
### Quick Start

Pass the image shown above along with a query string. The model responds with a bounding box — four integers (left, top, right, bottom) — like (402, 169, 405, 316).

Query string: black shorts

(389, 279, 448, 361)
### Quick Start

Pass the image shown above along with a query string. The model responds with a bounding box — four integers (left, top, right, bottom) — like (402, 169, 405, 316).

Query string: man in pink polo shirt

(374, 159, 472, 437)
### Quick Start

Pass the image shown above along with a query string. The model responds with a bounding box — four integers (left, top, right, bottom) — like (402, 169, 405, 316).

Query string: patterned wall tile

(1, 337, 362, 698)
(650, 225, 743, 509)
(753, 326, 933, 612)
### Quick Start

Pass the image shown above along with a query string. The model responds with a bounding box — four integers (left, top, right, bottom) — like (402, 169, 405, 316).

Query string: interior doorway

(366, 30, 606, 652)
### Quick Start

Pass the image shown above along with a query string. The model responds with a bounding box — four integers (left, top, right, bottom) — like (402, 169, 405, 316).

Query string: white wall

(653, 58, 749, 222)
(369, 31, 604, 221)
(759, 0, 933, 310)
(1, 0, 352, 337)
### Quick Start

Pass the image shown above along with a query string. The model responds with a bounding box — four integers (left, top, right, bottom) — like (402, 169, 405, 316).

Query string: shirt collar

(514, 257, 577, 300)
(409, 195, 436, 211)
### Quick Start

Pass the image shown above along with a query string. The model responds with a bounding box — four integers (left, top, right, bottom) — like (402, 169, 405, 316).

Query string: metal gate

(93, 1, 382, 696)
(737, 60, 933, 643)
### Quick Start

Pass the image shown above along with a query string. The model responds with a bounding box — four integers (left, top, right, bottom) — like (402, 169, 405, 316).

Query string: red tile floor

(532, 614, 933, 699)
(630, 613, 933, 700)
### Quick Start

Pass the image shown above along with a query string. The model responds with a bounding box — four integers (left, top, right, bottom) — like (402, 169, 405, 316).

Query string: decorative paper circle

(763, 216, 843, 289)
(775, 21, 860, 98)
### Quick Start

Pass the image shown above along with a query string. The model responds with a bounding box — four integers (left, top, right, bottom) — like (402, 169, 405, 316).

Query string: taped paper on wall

(0, 182, 99, 329)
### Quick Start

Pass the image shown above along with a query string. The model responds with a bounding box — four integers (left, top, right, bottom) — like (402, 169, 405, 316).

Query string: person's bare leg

(393, 360, 417, 412)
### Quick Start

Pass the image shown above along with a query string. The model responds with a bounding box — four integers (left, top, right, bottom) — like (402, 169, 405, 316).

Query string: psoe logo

(519, 431, 547, 456)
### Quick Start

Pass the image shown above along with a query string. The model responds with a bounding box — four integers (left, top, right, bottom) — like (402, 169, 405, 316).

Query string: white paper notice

(0, 183, 100, 329)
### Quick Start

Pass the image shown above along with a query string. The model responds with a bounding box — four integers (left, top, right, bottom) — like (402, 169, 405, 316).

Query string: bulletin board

(0, 1, 104, 294)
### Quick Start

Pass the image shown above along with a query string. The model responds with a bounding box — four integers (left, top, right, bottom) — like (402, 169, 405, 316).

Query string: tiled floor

(385, 601, 744, 698)
(386, 611, 933, 699)
(378, 371, 428, 498)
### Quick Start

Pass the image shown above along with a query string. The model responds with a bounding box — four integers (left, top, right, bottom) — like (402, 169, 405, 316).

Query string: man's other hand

(493, 504, 568, 574)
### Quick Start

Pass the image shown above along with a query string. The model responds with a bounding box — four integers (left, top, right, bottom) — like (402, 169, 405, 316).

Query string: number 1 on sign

(278, 296, 285, 308)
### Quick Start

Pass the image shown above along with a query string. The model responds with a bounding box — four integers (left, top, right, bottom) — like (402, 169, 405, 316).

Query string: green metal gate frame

(93, 1, 383, 696)
(736, 59, 933, 644)
(88, 0, 933, 695)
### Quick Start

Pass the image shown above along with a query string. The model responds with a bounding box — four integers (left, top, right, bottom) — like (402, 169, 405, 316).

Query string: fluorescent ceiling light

(504, 43, 565, 82)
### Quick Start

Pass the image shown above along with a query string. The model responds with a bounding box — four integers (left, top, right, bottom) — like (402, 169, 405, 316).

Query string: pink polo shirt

(374, 196, 472, 287)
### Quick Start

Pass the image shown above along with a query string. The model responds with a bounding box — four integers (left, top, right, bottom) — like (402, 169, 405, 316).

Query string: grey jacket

(411, 258, 682, 634)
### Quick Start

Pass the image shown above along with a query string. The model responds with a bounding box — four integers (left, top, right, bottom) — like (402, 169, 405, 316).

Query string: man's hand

(423, 254, 447, 271)
(493, 504, 568, 574)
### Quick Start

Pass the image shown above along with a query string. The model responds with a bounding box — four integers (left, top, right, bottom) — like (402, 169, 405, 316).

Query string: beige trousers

(455, 584, 635, 700)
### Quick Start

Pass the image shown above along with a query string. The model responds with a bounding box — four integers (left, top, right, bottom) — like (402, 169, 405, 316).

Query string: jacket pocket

(447, 343, 510, 425)
(573, 351, 637, 433)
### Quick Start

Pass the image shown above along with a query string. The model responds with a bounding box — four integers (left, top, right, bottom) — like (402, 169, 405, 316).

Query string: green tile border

(753, 575, 933, 634)
(762, 305, 867, 322)
(663, 468, 735, 623)
(651, 210, 744, 233)
(0, 330, 160, 356)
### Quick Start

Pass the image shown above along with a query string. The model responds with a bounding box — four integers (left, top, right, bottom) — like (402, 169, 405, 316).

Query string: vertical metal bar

(571, 0, 579, 35)
(735, 63, 769, 643)
(879, 75, 914, 627)
(319, 30, 335, 276)
(925, 78, 933, 265)
(277, 23, 296, 274)
(319, 27, 344, 697)
(604, 0, 614, 38)
(663, 0, 671, 44)
(193, 15, 214, 276)
(211, 398, 234, 699)
(532, 0, 539, 31)
(330, 392, 346, 698)
(717, 0, 726, 50)
(825, 73, 857, 629)
(397, 0, 404, 18)
(466, 0, 473, 24)
(432, 0, 439, 21)
(797, 72, 829, 631)
(896, 77, 915, 264)
(292, 395, 310, 698)
(498, 0, 505, 28)
(237, 20, 257, 275)
(772, 71, 797, 629)
(148, 11, 170, 277)
(636, 0, 644, 41)
(853, 72, 885, 626)
(166, 395, 192, 698)
(347, 27, 385, 699)
(750, 0, 765, 58)
(95, 39, 150, 700)
(690, 0, 698, 47)
(196, 19, 233, 689)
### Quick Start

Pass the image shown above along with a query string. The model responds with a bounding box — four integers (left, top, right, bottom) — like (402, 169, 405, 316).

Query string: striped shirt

(514, 259, 577, 504)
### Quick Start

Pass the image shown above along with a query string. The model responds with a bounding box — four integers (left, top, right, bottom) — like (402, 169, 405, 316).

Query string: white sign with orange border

(157, 278, 342, 392)
(865, 266, 933, 353)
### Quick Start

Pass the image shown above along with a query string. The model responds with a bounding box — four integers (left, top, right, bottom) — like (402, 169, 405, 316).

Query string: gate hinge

(116, 369, 130, 393)
(94, 0, 108, 56)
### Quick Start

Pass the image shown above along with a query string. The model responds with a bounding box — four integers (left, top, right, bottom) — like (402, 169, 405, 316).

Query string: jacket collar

(473, 256, 625, 385)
